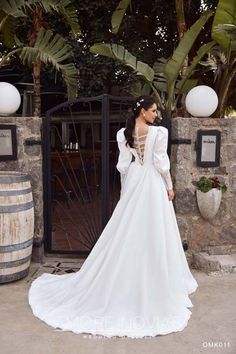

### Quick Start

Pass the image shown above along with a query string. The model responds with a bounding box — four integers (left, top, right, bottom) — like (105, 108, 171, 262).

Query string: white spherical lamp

(185, 85, 218, 117)
(0, 82, 21, 116)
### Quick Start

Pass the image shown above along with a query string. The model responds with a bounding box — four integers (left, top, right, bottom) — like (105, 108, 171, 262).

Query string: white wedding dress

(28, 125, 198, 338)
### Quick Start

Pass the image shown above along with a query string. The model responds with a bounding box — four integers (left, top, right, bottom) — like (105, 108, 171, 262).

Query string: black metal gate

(43, 95, 136, 255)
(43, 94, 171, 256)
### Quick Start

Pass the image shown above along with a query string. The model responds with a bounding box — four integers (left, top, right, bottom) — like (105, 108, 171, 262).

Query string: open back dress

(28, 125, 198, 338)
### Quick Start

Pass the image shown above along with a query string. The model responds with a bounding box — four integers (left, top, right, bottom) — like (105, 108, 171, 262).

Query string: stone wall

(1, 115, 235, 262)
(0, 117, 43, 261)
(171, 117, 236, 255)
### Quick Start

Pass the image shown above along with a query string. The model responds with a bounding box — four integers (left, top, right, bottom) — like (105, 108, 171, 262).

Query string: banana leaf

(90, 43, 154, 82)
(111, 0, 131, 34)
(212, 0, 236, 51)
(213, 24, 236, 52)
(175, 79, 198, 94)
(40, 0, 81, 35)
(164, 10, 213, 82)
(126, 81, 151, 97)
(153, 80, 168, 93)
(176, 41, 216, 94)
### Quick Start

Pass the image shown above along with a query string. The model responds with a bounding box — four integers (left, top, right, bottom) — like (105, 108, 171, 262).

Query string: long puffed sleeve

(153, 127, 173, 191)
(116, 128, 133, 189)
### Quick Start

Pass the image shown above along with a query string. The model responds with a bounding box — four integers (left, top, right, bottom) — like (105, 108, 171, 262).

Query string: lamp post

(0, 82, 21, 116)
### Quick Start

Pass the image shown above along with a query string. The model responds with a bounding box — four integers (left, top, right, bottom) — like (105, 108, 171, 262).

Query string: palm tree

(0, 0, 80, 116)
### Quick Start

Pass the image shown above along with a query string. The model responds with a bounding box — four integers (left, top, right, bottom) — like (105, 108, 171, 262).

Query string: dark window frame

(0, 124, 17, 161)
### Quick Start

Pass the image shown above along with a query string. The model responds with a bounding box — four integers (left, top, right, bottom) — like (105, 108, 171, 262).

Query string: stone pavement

(0, 258, 235, 354)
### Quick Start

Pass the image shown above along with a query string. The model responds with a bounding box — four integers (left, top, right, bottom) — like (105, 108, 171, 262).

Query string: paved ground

(0, 258, 235, 354)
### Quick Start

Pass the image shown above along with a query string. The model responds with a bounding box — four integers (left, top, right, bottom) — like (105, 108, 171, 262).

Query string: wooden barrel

(0, 172, 34, 283)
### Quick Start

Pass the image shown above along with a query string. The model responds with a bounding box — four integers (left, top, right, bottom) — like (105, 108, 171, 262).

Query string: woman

(28, 95, 198, 338)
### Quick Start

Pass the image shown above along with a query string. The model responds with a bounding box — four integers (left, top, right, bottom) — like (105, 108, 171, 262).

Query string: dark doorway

(43, 95, 135, 255)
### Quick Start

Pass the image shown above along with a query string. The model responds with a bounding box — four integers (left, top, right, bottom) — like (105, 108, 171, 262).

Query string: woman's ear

(141, 108, 146, 117)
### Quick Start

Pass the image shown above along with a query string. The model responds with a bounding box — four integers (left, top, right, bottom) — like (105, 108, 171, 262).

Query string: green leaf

(126, 80, 151, 97)
(212, 0, 236, 52)
(164, 10, 213, 82)
(213, 24, 236, 52)
(176, 41, 216, 94)
(153, 80, 168, 93)
(58, 4, 80, 36)
(39, 0, 71, 12)
(20, 28, 78, 99)
(90, 43, 154, 82)
(0, 11, 8, 32)
(175, 79, 198, 93)
(0, 11, 16, 47)
(40, 0, 80, 36)
(153, 59, 167, 75)
(0, 0, 34, 17)
(111, 0, 131, 34)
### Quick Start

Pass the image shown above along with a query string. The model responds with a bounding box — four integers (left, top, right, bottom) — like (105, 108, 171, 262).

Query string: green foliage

(90, 43, 155, 82)
(164, 11, 213, 82)
(0, 10, 15, 47)
(20, 28, 77, 99)
(212, 0, 236, 51)
(194, 176, 227, 193)
(203, 0, 236, 116)
(90, 11, 214, 115)
(0, 0, 79, 105)
(0, 0, 224, 106)
(111, 0, 131, 34)
(213, 24, 236, 51)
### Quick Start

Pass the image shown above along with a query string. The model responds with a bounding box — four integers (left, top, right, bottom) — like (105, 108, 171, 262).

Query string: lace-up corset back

(133, 126, 148, 165)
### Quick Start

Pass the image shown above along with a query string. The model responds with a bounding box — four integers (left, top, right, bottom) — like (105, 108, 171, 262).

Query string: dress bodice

(132, 126, 148, 165)
(116, 126, 173, 191)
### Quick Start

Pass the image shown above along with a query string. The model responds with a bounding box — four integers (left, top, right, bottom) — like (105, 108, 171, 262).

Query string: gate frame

(42, 94, 171, 255)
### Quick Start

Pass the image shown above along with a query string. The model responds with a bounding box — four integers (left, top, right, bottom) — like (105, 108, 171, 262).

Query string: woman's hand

(167, 189, 175, 201)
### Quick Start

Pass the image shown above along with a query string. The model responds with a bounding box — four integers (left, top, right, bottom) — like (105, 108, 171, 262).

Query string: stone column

(0, 117, 44, 262)
(170, 116, 236, 255)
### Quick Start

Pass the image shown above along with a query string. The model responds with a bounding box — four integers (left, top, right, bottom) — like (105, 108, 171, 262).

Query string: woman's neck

(135, 116, 147, 125)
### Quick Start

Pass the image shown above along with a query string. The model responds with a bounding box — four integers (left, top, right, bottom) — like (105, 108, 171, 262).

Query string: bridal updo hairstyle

(124, 95, 156, 148)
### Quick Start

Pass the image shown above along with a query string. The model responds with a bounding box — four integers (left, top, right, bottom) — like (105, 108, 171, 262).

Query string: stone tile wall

(0, 117, 43, 261)
(171, 117, 236, 254)
(1, 116, 235, 261)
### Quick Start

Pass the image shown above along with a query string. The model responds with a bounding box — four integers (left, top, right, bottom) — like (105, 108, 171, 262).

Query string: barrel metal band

(0, 200, 34, 213)
(0, 188, 32, 196)
(0, 175, 29, 183)
(0, 255, 31, 268)
(0, 238, 33, 253)
(0, 268, 29, 283)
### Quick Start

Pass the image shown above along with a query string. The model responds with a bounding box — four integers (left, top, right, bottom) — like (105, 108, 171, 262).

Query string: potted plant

(193, 176, 227, 220)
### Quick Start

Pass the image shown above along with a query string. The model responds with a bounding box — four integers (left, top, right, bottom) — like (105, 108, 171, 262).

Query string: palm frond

(58, 4, 80, 36)
(20, 28, 78, 99)
(40, 0, 80, 35)
(0, 11, 15, 47)
(39, 0, 70, 12)
(0, 0, 35, 17)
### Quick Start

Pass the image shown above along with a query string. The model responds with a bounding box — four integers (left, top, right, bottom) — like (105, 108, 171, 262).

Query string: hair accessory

(133, 98, 144, 111)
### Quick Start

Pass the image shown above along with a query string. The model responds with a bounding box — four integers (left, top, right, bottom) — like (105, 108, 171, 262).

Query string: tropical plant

(207, 0, 236, 117)
(90, 10, 214, 117)
(0, 0, 80, 116)
(111, 0, 132, 34)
